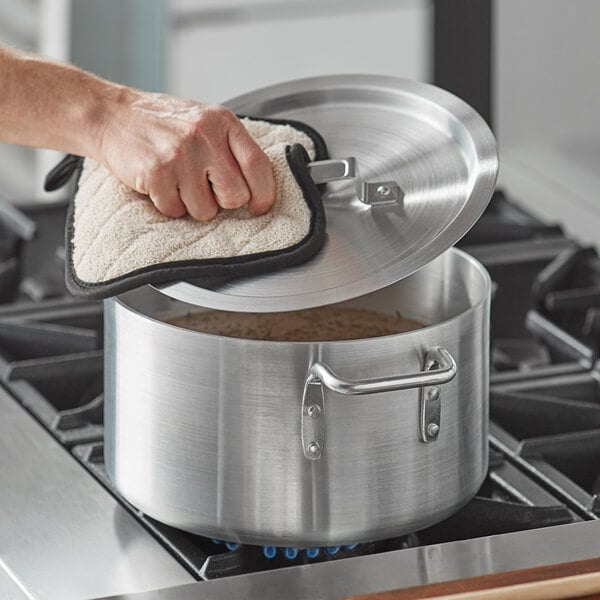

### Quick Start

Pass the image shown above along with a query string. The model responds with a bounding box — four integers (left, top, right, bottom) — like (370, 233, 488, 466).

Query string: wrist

(79, 78, 140, 162)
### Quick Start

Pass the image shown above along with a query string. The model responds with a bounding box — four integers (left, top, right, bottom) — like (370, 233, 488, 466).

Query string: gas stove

(1, 192, 600, 599)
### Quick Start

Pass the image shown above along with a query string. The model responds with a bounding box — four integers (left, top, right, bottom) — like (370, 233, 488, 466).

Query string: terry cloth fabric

(46, 116, 328, 299)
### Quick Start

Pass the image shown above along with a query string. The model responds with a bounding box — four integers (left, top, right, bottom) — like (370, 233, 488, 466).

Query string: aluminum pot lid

(155, 74, 498, 312)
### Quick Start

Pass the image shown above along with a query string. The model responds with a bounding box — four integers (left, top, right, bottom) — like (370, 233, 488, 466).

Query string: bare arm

(0, 46, 276, 220)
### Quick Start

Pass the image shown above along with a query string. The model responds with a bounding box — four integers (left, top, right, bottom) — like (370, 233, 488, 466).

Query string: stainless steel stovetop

(1, 192, 600, 600)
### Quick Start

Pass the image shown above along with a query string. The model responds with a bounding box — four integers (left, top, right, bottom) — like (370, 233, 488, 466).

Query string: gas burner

(211, 540, 363, 561)
(210, 539, 401, 562)
(258, 544, 359, 560)
(195, 537, 416, 579)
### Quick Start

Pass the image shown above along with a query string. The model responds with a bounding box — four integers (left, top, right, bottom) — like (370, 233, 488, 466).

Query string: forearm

(0, 45, 276, 220)
(0, 46, 131, 160)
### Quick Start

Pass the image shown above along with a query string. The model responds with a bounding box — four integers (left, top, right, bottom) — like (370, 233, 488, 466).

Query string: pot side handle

(308, 346, 456, 395)
(301, 347, 457, 459)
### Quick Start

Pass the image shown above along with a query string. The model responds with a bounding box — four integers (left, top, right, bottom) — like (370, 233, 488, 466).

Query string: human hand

(0, 48, 276, 220)
(98, 92, 276, 221)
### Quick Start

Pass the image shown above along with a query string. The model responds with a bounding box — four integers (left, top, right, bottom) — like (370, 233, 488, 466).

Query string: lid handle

(307, 158, 403, 206)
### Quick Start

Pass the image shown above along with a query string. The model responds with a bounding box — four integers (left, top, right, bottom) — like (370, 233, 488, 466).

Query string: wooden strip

(414, 572, 600, 600)
(347, 558, 600, 600)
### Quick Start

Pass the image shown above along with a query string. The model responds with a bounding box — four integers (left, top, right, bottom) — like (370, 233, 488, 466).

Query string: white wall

(495, 0, 600, 247)
(168, 0, 433, 103)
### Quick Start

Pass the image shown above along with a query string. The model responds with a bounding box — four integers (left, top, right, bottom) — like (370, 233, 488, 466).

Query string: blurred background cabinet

(0, 0, 432, 200)
(0, 0, 166, 201)
(168, 0, 432, 103)
(0, 0, 598, 248)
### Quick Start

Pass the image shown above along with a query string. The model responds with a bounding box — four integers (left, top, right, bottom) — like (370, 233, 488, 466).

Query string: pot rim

(109, 248, 491, 347)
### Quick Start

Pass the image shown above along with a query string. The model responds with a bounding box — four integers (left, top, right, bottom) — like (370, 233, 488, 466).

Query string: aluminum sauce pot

(104, 248, 491, 547)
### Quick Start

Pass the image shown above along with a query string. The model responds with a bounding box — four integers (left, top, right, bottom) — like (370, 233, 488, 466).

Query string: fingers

(147, 174, 187, 219)
(228, 122, 276, 216)
(206, 150, 251, 210)
(178, 174, 219, 222)
(128, 103, 276, 221)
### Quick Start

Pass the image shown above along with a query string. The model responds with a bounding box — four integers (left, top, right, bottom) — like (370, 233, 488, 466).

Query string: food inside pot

(168, 306, 426, 342)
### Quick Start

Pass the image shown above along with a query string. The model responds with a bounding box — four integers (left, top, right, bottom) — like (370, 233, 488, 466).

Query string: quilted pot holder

(45, 116, 328, 299)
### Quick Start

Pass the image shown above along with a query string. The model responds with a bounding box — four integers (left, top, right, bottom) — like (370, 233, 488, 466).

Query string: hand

(98, 92, 276, 221)
(0, 47, 275, 221)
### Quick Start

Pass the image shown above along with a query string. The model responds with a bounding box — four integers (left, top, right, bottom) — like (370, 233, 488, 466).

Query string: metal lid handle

(307, 158, 403, 206)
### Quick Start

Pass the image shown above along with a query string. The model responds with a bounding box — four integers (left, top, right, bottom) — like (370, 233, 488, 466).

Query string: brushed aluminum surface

(0, 564, 28, 600)
(157, 74, 498, 312)
(96, 520, 600, 600)
(0, 386, 193, 600)
(105, 248, 490, 546)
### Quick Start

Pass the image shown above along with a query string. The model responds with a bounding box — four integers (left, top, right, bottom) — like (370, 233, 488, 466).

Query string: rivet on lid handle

(307, 158, 403, 206)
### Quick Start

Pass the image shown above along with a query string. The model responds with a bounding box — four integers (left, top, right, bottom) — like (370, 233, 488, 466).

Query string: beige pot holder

(45, 116, 328, 299)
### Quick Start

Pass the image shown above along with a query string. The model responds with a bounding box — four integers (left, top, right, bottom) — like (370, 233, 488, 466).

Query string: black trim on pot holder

(44, 153, 84, 192)
(57, 116, 329, 299)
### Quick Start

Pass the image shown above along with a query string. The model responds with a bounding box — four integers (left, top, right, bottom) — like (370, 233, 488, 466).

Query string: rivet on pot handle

(419, 348, 456, 444)
(301, 378, 325, 460)
(302, 347, 457, 458)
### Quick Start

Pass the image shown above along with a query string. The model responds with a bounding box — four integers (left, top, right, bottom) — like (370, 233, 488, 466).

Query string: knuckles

(244, 147, 271, 172)
(129, 102, 269, 221)
(185, 105, 235, 142)
(143, 146, 182, 186)
(203, 104, 236, 124)
(157, 145, 183, 172)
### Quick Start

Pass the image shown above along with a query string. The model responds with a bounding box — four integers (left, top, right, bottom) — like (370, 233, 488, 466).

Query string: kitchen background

(1, 0, 599, 248)
(2, 2, 600, 599)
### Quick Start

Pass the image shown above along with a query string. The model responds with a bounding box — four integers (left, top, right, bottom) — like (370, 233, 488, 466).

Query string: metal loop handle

(302, 347, 456, 458)
(307, 157, 403, 206)
(308, 347, 456, 396)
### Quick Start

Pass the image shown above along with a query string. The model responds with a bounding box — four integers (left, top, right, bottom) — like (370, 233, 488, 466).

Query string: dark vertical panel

(434, 0, 492, 127)
(70, 0, 167, 92)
